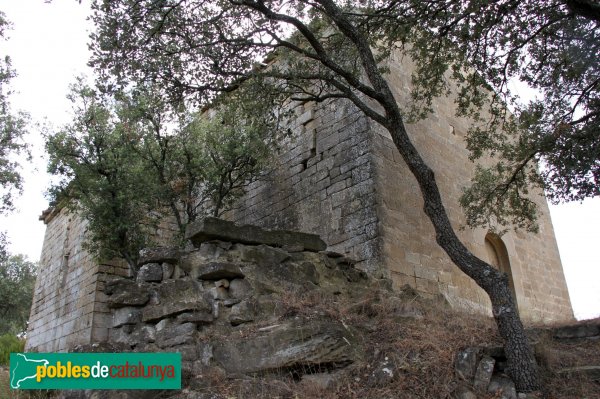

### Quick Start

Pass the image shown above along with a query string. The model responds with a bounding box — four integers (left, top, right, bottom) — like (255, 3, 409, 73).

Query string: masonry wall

(373, 50, 573, 322)
(231, 51, 574, 323)
(26, 208, 129, 352)
(230, 99, 384, 276)
(29, 54, 573, 351)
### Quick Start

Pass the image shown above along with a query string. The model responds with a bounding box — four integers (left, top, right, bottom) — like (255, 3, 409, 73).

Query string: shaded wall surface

(232, 50, 573, 323)
(26, 208, 128, 352)
(28, 52, 573, 353)
(230, 100, 382, 276)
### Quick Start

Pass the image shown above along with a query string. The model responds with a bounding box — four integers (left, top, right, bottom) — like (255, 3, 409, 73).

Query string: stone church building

(26, 51, 574, 352)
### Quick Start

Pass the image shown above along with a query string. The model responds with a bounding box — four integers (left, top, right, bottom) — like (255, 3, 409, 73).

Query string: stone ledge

(185, 217, 327, 252)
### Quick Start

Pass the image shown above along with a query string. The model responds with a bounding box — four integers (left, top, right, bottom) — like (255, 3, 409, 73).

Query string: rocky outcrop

(185, 217, 327, 252)
(94, 218, 383, 399)
(66, 218, 596, 399)
(213, 319, 356, 374)
(454, 346, 517, 399)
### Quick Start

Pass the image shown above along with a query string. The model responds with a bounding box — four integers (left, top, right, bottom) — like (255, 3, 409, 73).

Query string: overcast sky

(0, 1, 598, 320)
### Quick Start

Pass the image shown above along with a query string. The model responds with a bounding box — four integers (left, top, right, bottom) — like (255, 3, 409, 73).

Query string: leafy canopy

(90, 0, 599, 234)
(0, 254, 37, 335)
(376, 0, 599, 232)
(0, 11, 29, 257)
(87, 0, 586, 390)
(47, 81, 276, 271)
(47, 81, 156, 268)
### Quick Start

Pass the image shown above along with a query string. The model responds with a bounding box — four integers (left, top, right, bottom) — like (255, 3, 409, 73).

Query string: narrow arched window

(485, 233, 518, 310)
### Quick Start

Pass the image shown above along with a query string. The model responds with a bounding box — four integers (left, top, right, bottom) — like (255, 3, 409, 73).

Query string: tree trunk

(311, 0, 541, 389)
(385, 118, 541, 391)
(488, 273, 540, 391)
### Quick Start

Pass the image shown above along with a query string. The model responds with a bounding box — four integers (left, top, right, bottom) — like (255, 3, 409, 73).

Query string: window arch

(484, 232, 518, 309)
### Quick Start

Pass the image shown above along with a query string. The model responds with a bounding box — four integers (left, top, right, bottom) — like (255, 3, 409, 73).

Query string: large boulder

(240, 258, 322, 295)
(142, 278, 212, 322)
(186, 261, 245, 280)
(213, 319, 356, 374)
(112, 307, 142, 328)
(138, 247, 180, 265)
(136, 263, 163, 283)
(105, 279, 151, 308)
(155, 322, 197, 348)
(185, 217, 327, 252)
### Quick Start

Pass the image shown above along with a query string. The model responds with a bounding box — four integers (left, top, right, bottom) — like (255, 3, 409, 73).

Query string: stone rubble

(90, 218, 381, 399)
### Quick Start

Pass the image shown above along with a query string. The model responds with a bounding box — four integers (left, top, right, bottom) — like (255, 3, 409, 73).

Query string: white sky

(0, 1, 598, 320)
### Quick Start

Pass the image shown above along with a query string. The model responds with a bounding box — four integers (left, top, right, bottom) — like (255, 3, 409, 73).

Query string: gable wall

(26, 208, 130, 352)
(374, 50, 573, 322)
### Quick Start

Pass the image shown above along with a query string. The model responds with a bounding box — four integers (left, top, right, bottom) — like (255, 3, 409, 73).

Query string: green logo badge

(10, 353, 181, 390)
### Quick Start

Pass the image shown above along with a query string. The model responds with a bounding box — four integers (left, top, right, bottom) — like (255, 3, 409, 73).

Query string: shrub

(0, 333, 25, 366)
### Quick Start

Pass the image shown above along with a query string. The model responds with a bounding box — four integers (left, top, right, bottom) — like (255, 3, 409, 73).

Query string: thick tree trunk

(488, 273, 540, 391)
(385, 118, 541, 391)
(314, 0, 542, 390)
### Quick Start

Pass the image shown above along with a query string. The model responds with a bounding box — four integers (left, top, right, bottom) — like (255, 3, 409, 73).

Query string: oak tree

(47, 82, 276, 273)
(0, 11, 28, 258)
(47, 82, 156, 271)
(88, 0, 599, 391)
(379, 0, 599, 233)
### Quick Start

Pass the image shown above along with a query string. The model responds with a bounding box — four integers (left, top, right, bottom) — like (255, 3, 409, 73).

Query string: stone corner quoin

(26, 48, 574, 353)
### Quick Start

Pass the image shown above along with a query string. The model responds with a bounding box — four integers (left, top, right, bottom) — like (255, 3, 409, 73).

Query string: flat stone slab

(138, 247, 180, 265)
(142, 300, 212, 323)
(185, 217, 327, 252)
(105, 279, 151, 308)
(137, 263, 163, 283)
(213, 319, 355, 374)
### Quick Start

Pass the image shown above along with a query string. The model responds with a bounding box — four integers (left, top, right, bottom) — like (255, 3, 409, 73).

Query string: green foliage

(0, 11, 29, 257)
(46, 81, 276, 270)
(0, 255, 36, 336)
(122, 82, 280, 234)
(0, 333, 24, 366)
(372, 0, 599, 232)
(184, 101, 276, 218)
(88, 1, 598, 236)
(46, 81, 157, 269)
(87, 0, 563, 390)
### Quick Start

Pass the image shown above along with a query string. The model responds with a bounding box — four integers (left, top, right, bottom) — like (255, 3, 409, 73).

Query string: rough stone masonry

(26, 47, 573, 353)
(227, 48, 573, 322)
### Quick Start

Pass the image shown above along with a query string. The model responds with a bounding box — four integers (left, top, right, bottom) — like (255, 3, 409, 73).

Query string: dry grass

(534, 323, 600, 399)
(188, 288, 505, 399)
(323, 291, 502, 399)
(0, 366, 56, 399)
(191, 289, 600, 399)
(8, 290, 597, 399)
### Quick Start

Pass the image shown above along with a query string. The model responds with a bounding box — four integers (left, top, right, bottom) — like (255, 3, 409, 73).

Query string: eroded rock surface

(185, 217, 327, 251)
(96, 218, 383, 399)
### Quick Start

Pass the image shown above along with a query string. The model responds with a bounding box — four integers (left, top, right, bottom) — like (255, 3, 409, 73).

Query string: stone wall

(26, 207, 129, 352)
(230, 99, 382, 276)
(48, 219, 599, 399)
(98, 219, 380, 390)
(374, 51, 573, 322)
(230, 49, 574, 323)
(29, 48, 574, 352)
